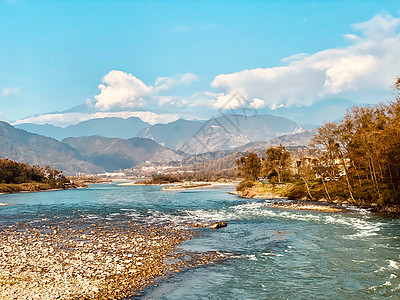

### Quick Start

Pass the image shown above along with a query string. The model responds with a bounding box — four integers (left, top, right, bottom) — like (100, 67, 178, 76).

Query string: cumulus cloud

(212, 91, 267, 110)
(249, 98, 265, 109)
(94, 71, 152, 111)
(211, 13, 400, 109)
(13, 111, 179, 127)
(2, 87, 20, 97)
(94, 71, 199, 110)
(213, 92, 247, 109)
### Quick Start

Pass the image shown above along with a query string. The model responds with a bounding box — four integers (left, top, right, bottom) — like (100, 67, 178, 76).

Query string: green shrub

(236, 180, 255, 192)
(285, 183, 307, 200)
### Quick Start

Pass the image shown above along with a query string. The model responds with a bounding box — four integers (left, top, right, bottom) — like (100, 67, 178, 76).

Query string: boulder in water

(210, 222, 227, 229)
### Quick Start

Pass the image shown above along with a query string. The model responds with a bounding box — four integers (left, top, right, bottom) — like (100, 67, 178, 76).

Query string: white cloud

(12, 111, 179, 127)
(249, 98, 265, 109)
(213, 92, 248, 109)
(179, 73, 199, 85)
(2, 87, 20, 97)
(154, 73, 198, 91)
(155, 90, 217, 109)
(188, 91, 219, 108)
(94, 70, 152, 111)
(280, 53, 309, 63)
(158, 97, 188, 108)
(94, 70, 199, 110)
(211, 13, 400, 109)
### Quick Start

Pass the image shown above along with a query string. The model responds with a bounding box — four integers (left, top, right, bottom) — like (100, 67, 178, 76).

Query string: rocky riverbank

(272, 202, 343, 213)
(232, 182, 400, 217)
(0, 219, 224, 299)
(161, 182, 236, 191)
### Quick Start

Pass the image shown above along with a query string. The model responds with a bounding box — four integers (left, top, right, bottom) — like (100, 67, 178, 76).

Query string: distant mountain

(231, 141, 269, 153)
(137, 119, 204, 149)
(15, 117, 150, 140)
(256, 98, 356, 125)
(267, 130, 315, 147)
(62, 136, 184, 172)
(0, 121, 104, 175)
(138, 114, 299, 154)
(13, 111, 320, 156)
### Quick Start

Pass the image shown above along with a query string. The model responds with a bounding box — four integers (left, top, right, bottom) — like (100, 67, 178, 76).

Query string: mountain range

(0, 121, 103, 175)
(4, 111, 323, 174)
(62, 136, 183, 172)
(137, 114, 304, 153)
(16, 117, 149, 140)
(15, 113, 317, 153)
(0, 122, 184, 175)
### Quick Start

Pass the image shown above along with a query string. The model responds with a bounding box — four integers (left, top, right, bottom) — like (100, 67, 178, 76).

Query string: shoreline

(161, 181, 237, 191)
(231, 184, 400, 217)
(272, 201, 344, 213)
(0, 187, 78, 196)
(118, 180, 239, 188)
(0, 219, 225, 299)
(230, 190, 345, 213)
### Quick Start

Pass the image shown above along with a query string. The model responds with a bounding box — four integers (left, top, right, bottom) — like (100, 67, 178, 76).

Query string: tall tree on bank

(310, 76, 400, 206)
(263, 145, 292, 183)
(236, 152, 261, 181)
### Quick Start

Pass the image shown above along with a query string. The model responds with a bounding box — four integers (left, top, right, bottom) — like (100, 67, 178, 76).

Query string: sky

(1, 0, 400, 126)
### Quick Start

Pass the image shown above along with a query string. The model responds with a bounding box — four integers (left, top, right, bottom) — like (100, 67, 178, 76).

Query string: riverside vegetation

(236, 77, 400, 215)
(0, 158, 82, 193)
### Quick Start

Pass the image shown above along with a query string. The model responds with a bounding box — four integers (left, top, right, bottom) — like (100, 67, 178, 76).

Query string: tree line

(0, 158, 66, 184)
(0, 158, 73, 193)
(236, 76, 400, 209)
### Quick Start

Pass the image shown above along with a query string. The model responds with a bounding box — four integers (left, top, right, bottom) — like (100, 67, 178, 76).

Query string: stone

(210, 222, 227, 229)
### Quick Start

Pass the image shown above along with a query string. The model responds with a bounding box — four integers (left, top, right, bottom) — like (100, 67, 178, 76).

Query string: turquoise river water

(1, 183, 400, 299)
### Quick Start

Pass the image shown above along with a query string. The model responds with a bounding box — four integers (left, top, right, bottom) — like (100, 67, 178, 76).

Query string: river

(1, 183, 399, 299)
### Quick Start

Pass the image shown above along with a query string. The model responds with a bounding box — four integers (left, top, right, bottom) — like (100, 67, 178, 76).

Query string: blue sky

(1, 0, 400, 125)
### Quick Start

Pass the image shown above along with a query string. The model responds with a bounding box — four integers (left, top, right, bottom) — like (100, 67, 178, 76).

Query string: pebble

(0, 219, 222, 299)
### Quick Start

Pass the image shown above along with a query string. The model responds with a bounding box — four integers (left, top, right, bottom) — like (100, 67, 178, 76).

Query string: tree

(307, 76, 400, 206)
(236, 152, 261, 181)
(263, 145, 292, 183)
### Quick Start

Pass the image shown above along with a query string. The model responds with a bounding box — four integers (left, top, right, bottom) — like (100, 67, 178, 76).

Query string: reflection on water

(1, 183, 400, 299)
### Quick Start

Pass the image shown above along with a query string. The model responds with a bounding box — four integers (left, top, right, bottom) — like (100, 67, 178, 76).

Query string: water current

(1, 183, 399, 299)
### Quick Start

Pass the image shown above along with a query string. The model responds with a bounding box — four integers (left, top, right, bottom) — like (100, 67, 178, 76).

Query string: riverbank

(0, 219, 224, 299)
(0, 183, 68, 195)
(233, 181, 289, 199)
(161, 181, 237, 191)
(233, 181, 400, 217)
(117, 180, 238, 190)
(0, 181, 87, 195)
(68, 176, 113, 185)
(272, 202, 343, 213)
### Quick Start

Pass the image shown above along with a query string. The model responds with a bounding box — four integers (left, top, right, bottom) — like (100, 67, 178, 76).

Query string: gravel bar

(0, 219, 222, 299)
